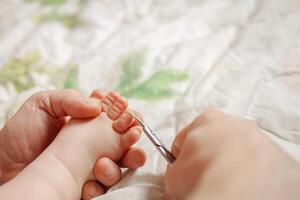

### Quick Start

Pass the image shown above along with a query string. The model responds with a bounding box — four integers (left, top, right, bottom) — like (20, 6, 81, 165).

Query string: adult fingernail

(133, 151, 145, 167)
(85, 98, 100, 107)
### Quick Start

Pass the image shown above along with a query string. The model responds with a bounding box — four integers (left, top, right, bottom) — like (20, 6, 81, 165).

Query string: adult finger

(93, 149, 146, 188)
(171, 110, 211, 157)
(90, 89, 105, 100)
(31, 89, 101, 119)
(81, 180, 105, 200)
(171, 123, 193, 157)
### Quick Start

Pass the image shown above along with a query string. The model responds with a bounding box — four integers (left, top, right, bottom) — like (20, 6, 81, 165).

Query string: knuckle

(28, 90, 50, 102)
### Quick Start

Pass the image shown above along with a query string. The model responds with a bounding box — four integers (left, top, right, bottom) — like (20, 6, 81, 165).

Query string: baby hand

(81, 90, 146, 199)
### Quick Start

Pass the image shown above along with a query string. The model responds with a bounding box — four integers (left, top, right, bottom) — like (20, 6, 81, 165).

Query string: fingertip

(131, 148, 146, 168)
(121, 126, 142, 149)
(109, 91, 119, 98)
(112, 112, 136, 133)
(171, 124, 192, 156)
(82, 181, 105, 200)
(91, 90, 105, 100)
(94, 157, 122, 187)
(106, 95, 128, 120)
(106, 91, 119, 103)
(121, 147, 146, 169)
(129, 127, 142, 143)
(171, 143, 180, 158)
(95, 158, 114, 178)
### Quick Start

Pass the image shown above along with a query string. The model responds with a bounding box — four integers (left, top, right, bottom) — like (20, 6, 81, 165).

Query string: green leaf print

(118, 51, 145, 92)
(23, 50, 42, 65)
(117, 51, 189, 101)
(26, 0, 87, 28)
(26, 0, 66, 6)
(120, 70, 189, 101)
(35, 12, 83, 28)
(0, 50, 80, 93)
(64, 66, 79, 89)
(140, 70, 189, 90)
(0, 51, 41, 92)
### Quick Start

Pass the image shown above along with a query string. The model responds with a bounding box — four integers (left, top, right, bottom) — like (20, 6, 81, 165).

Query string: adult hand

(0, 89, 146, 200)
(0, 89, 102, 183)
(164, 109, 300, 200)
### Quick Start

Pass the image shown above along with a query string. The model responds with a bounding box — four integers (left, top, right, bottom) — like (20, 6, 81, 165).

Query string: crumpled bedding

(0, 0, 300, 199)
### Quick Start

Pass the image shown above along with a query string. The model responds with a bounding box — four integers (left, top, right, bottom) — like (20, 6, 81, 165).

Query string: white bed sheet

(0, 0, 300, 199)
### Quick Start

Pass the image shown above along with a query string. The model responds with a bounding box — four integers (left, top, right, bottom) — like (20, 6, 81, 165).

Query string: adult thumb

(30, 89, 101, 119)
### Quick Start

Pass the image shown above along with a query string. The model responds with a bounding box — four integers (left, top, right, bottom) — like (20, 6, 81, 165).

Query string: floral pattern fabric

(1, 0, 300, 199)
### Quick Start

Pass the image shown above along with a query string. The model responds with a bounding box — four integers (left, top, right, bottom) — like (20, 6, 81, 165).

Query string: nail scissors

(127, 111, 176, 164)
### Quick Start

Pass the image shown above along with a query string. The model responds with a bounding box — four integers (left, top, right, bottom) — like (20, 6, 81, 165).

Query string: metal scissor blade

(127, 111, 176, 164)
(127, 111, 161, 146)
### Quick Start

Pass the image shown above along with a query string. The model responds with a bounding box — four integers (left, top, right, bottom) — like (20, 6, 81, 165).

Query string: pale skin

(164, 109, 300, 200)
(1, 90, 300, 200)
(0, 89, 146, 199)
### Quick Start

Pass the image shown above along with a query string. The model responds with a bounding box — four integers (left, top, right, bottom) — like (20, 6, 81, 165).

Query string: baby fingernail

(103, 162, 113, 177)
(88, 188, 97, 198)
(135, 126, 143, 134)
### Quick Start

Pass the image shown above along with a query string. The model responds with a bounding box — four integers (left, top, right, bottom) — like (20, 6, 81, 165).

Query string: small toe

(120, 126, 142, 150)
(82, 180, 105, 200)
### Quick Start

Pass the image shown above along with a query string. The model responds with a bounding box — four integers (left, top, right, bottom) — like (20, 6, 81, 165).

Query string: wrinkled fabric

(0, 0, 300, 199)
